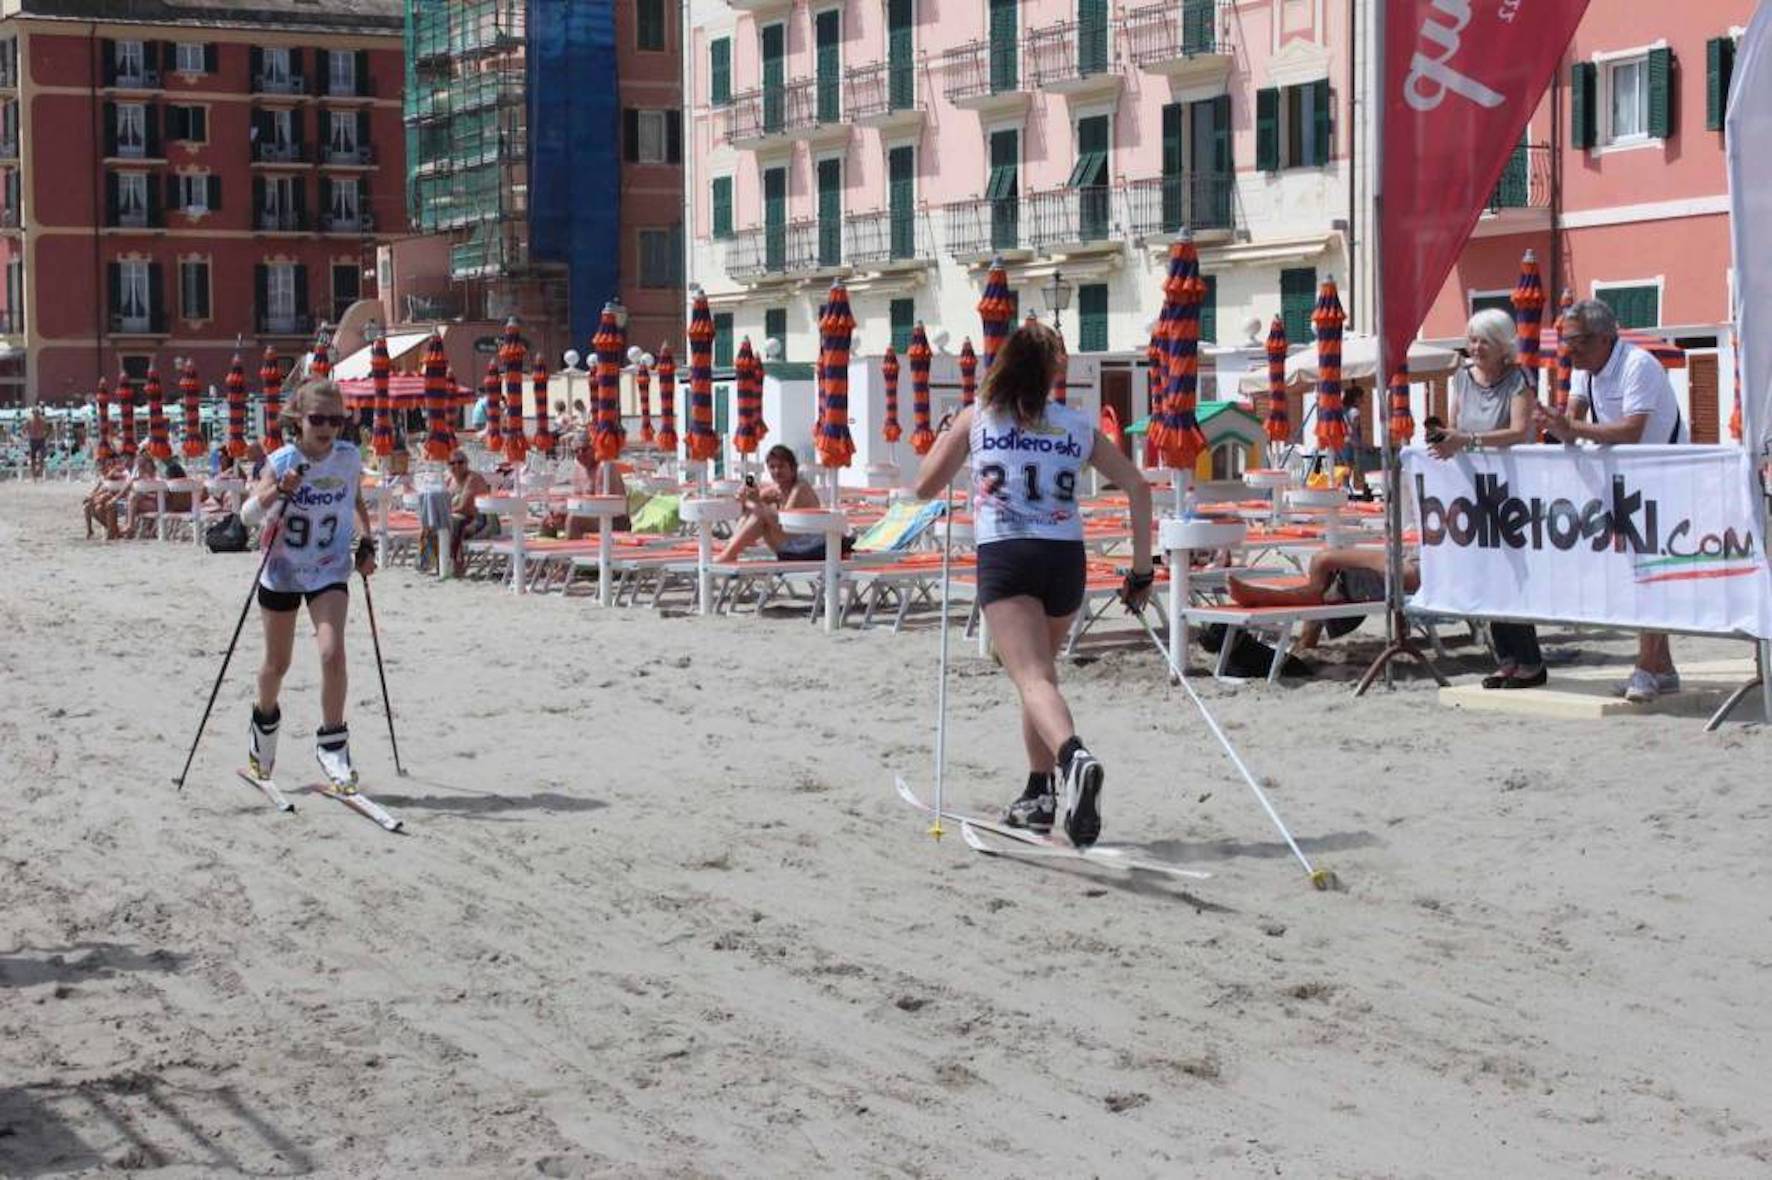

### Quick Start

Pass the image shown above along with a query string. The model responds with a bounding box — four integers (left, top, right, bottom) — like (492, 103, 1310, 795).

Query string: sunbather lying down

(1226, 548, 1420, 649)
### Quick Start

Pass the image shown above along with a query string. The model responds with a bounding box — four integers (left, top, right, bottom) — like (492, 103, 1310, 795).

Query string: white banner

(1728, 1, 1772, 456)
(1403, 445, 1772, 638)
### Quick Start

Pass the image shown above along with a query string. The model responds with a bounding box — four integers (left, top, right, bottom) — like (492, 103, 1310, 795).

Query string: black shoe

(1498, 667, 1547, 689)
(1004, 787, 1055, 833)
(1060, 750, 1104, 849)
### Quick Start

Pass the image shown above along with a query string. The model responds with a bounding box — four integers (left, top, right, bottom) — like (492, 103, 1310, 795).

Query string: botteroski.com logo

(1415, 472, 1762, 585)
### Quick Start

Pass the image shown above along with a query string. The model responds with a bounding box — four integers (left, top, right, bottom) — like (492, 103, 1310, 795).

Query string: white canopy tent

(1236, 335, 1460, 397)
(328, 333, 430, 382)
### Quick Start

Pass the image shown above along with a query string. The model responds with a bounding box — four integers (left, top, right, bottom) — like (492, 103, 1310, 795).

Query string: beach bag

(206, 513, 248, 553)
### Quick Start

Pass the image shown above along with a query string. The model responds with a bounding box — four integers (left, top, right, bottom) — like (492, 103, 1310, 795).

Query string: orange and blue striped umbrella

(531, 360, 552, 456)
(1387, 369, 1414, 447)
(180, 358, 204, 458)
(371, 336, 395, 457)
(501, 317, 528, 464)
(309, 335, 331, 379)
(655, 344, 679, 456)
(1312, 277, 1348, 454)
(1146, 332, 1163, 419)
(591, 301, 625, 461)
(1512, 248, 1545, 385)
(144, 367, 172, 460)
(977, 257, 1013, 379)
(95, 378, 115, 463)
(754, 345, 769, 441)
(881, 345, 902, 445)
(1150, 237, 1207, 469)
(223, 358, 245, 458)
(260, 347, 284, 450)
(733, 336, 760, 455)
(958, 338, 977, 407)
(479, 359, 501, 452)
(422, 333, 451, 460)
(908, 322, 935, 456)
(1552, 287, 1574, 415)
(815, 281, 856, 470)
(118, 371, 139, 458)
(686, 291, 720, 462)
(1264, 316, 1290, 444)
(637, 361, 655, 444)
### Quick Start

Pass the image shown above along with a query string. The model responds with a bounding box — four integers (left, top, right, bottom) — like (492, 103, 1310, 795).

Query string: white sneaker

(1060, 748, 1104, 849)
(248, 705, 280, 779)
(1622, 668, 1660, 704)
(315, 724, 357, 790)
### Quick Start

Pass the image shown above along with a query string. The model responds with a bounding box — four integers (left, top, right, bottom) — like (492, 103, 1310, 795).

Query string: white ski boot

(248, 705, 281, 780)
(315, 723, 358, 792)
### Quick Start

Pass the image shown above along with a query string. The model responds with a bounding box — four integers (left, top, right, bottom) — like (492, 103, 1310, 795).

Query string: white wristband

(241, 493, 267, 526)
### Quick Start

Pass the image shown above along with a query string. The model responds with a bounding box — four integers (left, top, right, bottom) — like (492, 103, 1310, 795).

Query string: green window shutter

(1470, 293, 1513, 316)
(1256, 87, 1279, 171)
(890, 298, 914, 353)
(1571, 61, 1597, 149)
(1078, 283, 1108, 353)
(713, 313, 734, 368)
(1078, 0, 1107, 76)
(817, 156, 842, 267)
(1598, 285, 1659, 330)
(888, 145, 915, 258)
(815, 9, 840, 122)
(1075, 113, 1108, 186)
(1647, 47, 1673, 139)
(710, 38, 731, 107)
(1198, 274, 1217, 344)
(987, 128, 1018, 198)
(1708, 36, 1735, 132)
(761, 23, 785, 132)
(989, 0, 1018, 92)
(1160, 102, 1184, 178)
(637, 0, 665, 51)
(765, 307, 787, 359)
(711, 176, 733, 240)
(1311, 78, 1332, 165)
(764, 166, 786, 270)
(1160, 101, 1184, 231)
(1280, 267, 1316, 344)
(887, 0, 914, 109)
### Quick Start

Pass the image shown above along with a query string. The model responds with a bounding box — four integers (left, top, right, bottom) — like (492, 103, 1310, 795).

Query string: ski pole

(359, 568, 406, 777)
(1129, 604, 1337, 891)
(930, 477, 956, 842)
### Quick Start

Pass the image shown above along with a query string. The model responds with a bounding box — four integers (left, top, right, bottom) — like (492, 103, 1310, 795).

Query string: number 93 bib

(260, 441, 362, 593)
(968, 402, 1094, 545)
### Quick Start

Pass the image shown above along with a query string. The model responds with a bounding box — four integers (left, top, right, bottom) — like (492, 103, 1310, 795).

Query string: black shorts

(257, 582, 349, 612)
(28, 438, 46, 457)
(777, 536, 855, 562)
(976, 538, 1086, 618)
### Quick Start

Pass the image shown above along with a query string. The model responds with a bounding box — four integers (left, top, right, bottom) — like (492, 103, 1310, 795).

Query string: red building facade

(0, 1, 406, 406)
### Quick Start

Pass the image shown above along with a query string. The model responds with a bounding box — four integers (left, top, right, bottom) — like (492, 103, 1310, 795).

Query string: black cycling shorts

(257, 582, 349, 613)
(975, 538, 1086, 618)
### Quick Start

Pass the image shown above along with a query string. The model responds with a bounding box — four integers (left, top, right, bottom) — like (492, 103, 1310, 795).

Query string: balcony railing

(321, 212, 374, 233)
(253, 73, 308, 96)
(253, 140, 309, 165)
(845, 60, 918, 123)
(0, 308, 21, 333)
(1126, 0, 1231, 68)
(112, 70, 161, 91)
(114, 141, 152, 161)
(726, 77, 843, 145)
(845, 208, 932, 268)
(322, 143, 376, 166)
(405, 293, 462, 321)
(1027, 186, 1114, 250)
(1488, 143, 1551, 211)
(254, 209, 308, 232)
(1026, 19, 1113, 89)
(324, 77, 374, 99)
(113, 207, 161, 229)
(945, 196, 1023, 257)
(1123, 173, 1237, 238)
(111, 310, 167, 334)
(726, 224, 791, 281)
(258, 312, 315, 335)
(940, 38, 1024, 104)
(789, 216, 843, 273)
(0, 138, 15, 160)
(0, 63, 15, 89)
(0, 206, 18, 229)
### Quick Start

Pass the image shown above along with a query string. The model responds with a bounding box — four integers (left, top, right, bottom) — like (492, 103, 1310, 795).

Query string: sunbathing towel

(630, 493, 680, 535)
(854, 498, 946, 553)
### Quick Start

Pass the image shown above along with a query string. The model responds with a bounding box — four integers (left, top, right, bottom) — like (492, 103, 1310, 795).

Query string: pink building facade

(1424, 0, 1753, 444)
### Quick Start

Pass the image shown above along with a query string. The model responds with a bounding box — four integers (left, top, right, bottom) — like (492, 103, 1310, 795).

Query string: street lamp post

(1041, 269, 1073, 344)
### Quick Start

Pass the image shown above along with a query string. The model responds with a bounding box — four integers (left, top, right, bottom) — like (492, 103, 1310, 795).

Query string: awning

(1237, 334, 1460, 396)
(330, 332, 430, 382)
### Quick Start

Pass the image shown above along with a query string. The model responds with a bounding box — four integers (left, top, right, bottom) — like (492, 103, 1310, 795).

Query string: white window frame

(1590, 275, 1666, 329)
(1590, 41, 1668, 155)
(176, 172, 208, 213)
(117, 172, 148, 218)
(175, 43, 205, 73)
(330, 176, 360, 221)
(116, 102, 146, 154)
(179, 258, 210, 320)
(270, 109, 294, 149)
(329, 110, 358, 155)
(1466, 287, 1513, 316)
(119, 259, 151, 320)
(115, 40, 145, 81)
(263, 47, 291, 85)
(328, 50, 355, 96)
(1279, 77, 1328, 170)
(983, 116, 1023, 197)
(635, 109, 669, 164)
(264, 174, 296, 217)
(266, 263, 297, 319)
(1071, 101, 1115, 189)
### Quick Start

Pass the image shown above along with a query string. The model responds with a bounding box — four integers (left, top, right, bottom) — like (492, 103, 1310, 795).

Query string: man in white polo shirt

(1534, 299, 1682, 704)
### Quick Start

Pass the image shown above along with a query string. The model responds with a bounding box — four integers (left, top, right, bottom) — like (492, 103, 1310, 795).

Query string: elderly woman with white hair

(1430, 305, 1545, 689)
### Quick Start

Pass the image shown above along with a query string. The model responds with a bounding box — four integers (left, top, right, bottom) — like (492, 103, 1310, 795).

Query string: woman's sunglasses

(306, 413, 348, 428)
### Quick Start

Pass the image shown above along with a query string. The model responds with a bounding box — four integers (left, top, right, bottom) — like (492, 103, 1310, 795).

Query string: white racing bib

(968, 402, 1094, 545)
(260, 441, 362, 593)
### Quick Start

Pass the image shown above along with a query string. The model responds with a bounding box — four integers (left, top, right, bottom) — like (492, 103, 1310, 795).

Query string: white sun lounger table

(780, 508, 847, 634)
(164, 476, 204, 545)
(479, 496, 528, 593)
(567, 495, 630, 606)
(681, 496, 742, 616)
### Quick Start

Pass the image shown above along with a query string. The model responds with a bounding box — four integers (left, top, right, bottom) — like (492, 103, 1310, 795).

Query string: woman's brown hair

(977, 321, 1063, 427)
(279, 378, 346, 443)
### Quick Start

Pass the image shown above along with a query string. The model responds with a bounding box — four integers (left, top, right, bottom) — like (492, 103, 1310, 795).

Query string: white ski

(893, 776, 1210, 880)
(236, 767, 296, 813)
(310, 782, 404, 833)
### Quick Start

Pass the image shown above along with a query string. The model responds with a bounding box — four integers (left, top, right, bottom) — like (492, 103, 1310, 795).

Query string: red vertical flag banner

(1379, 0, 1592, 377)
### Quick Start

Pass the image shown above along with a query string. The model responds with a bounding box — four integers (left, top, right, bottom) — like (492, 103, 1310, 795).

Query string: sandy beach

(2, 479, 1770, 1178)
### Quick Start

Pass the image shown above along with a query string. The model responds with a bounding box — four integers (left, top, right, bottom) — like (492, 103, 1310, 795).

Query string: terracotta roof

(13, 0, 403, 34)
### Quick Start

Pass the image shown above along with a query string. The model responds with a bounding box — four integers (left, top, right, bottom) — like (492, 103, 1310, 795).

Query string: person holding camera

(715, 444, 833, 562)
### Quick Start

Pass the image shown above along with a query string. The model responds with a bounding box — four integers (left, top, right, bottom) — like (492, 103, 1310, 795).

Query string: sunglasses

(306, 413, 348, 428)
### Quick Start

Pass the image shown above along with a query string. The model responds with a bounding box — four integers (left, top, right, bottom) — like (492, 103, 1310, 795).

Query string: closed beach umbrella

(144, 367, 172, 460)
(1312, 276, 1348, 455)
(480, 359, 502, 452)
(371, 336, 395, 457)
(1512, 248, 1545, 385)
(260, 347, 284, 450)
(908, 322, 935, 456)
(309, 336, 331, 379)
(881, 345, 902, 445)
(1147, 332, 1163, 418)
(686, 291, 720, 463)
(815, 280, 856, 470)
(637, 360, 655, 444)
(501, 317, 528, 464)
(118, 371, 138, 459)
(223, 360, 245, 458)
(531, 361, 551, 457)
(1264, 316, 1290, 444)
(959, 338, 977, 408)
(1387, 369, 1414, 447)
(95, 378, 114, 463)
(753, 345, 769, 441)
(1150, 236, 1208, 470)
(422, 333, 451, 460)
(977, 258, 1013, 379)
(179, 359, 204, 458)
(1553, 287, 1574, 415)
(656, 344, 679, 457)
(733, 336, 760, 455)
(591, 301, 625, 461)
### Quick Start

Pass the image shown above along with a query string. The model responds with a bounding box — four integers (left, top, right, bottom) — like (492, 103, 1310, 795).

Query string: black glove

(1119, 567, 1155, 608)
(355, 536, 376, 572)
